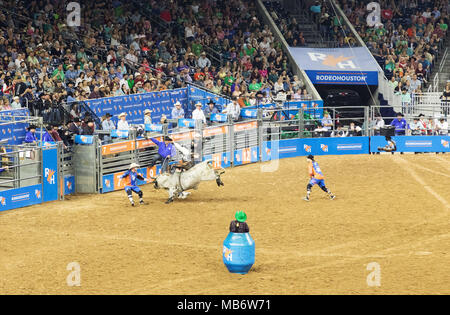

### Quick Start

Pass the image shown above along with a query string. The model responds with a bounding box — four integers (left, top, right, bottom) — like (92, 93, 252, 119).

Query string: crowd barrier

(1, 108, 449, 212)
(82, 85, 325, 126)
(0, 109, 32, 145)
(0, 142, 75, 212)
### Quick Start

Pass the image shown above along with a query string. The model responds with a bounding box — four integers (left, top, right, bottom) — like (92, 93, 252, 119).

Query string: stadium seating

(0, 0, 310, 136)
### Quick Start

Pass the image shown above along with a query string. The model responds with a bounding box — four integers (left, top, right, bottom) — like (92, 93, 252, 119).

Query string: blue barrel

(223, 232, 255, 274)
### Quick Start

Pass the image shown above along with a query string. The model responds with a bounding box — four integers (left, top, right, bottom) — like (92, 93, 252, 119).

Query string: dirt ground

(0, 154, 449, 295)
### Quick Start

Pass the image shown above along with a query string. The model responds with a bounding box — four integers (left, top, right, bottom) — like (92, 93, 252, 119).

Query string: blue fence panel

(262, 137, 370, 161)
(0, 109, 30, 145)
(370, 136, 450, 153)
(0, 184, 43, 212)
(86, 88, 188, 126)
(42, 146, 59, 202)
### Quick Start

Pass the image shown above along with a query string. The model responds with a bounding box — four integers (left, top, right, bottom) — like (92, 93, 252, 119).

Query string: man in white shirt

(171, 101, 185, 119)
(223, 97, 241, 121)
(373, 115, 385, 135)
(102, 113, 116, 143)
(11, 96, 22, 109)
(144, 109, 153, 125)
(197, 52, 211, 68)
(192, 102, 206, 124)
(117, 112, 130, 130)
(435, 117, 448, 135)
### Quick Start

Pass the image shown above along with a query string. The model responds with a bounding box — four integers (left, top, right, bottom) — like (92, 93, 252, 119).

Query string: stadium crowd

(0, 0, 312, 139)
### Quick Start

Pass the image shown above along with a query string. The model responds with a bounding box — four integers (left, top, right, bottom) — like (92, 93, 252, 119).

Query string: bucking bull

(152, 160, 225, 204)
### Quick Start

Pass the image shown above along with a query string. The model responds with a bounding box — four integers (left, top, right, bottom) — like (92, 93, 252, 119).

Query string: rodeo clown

(303, 155, 336, 202)
(119, 163, 151, 206)
(377, 135, 397, 153)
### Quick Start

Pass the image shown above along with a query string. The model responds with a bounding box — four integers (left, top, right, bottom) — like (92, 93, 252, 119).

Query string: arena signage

(289, 47, 379, 85)
(370, 136, 450, 153)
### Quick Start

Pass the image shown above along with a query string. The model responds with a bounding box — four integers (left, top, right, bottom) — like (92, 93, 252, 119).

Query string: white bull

(152, 160, 225, 204)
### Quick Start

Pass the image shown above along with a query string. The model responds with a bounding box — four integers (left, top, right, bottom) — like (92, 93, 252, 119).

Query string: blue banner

(111, 130, 129, 138)
(75, 135, 94, 145)
(234, 147, 259, 166)
(211, 113, 228, 123)
(0, 109, 30, 145)
(370, 136, 450, 153)
(178, 119, 196, 128)
(262, 137, 370, 161)
(42, 147, 59, 202)
(64, 175, 75, 195)
(241, 109, 258, 119)
(290, 47, 379, 85)
(85, 88, 188, 126)
(0, 184, 43, 212)
(145, 124, 163, 132)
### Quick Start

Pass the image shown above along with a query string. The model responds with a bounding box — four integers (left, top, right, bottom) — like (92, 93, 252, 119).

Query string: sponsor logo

(304, 144, 312, 153)
(308, 52, 356, 69)
(35, 189, 41, 199)
(45, 169, 56, 184)
(337, 144, 363, 150)
(405, 141, 432, 147)
(0, 197, 6, 206)
(321, 144, 329, 152)
(441, 139, 449, 148)
(105, 179, 111, 188)
(223, 246, 233, 261)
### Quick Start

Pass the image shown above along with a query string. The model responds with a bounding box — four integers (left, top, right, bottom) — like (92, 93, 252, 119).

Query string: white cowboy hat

(174, 101, 181, 106)
(118, 112, 127, 118)
(195, 102, 202, 107)
(144, 109, 153, 115)
(129, 163, 140, 170)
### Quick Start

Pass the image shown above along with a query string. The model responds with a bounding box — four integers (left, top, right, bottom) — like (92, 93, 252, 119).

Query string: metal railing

(0, 144, 42, 191)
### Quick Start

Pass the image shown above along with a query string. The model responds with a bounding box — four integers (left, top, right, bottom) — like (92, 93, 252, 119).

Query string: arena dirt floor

(0, 154, 449, 295)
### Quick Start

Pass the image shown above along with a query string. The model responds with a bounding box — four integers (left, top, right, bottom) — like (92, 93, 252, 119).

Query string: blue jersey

(120, 170, 144, 187)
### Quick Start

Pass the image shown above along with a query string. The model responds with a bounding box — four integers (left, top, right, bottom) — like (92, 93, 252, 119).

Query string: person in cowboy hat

(204, 99, 219, 117)
(144, 109, 153, 125)
(171, 101, 185, 119)
(117, 112, 129, 130)
(229, 211, 250, 233)
(119, 163, 151, 206)
(24, 124, 38, 143)
(149, 136, 176, 173)
(192, 102, 206, 124)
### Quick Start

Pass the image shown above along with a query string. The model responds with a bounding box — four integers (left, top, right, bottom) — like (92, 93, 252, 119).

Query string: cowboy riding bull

(152, 160, 225, 204)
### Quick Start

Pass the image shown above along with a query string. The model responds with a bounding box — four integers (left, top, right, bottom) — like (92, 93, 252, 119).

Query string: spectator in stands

(68, 118, 82, 136)
(223, 97, 241, 121)
(144, 109, 153, 125)
(0, 97, 11, 111)
(435, 117, 448, 135)
(24, 125, 38, 144)
(410, 117, 425, 135)
(320, 111, 333, 136)
(117, 113, 130, 131)
(82, 120, 95, 136)
(192, 102, 207, 124)
(204, 100, 219, 123)
(102, 113, 115, 143)
(11, 96, 21, 110)
(372, 114, 385, 135)
(171, 102, 185, 120)
(42, 126, 54, 142)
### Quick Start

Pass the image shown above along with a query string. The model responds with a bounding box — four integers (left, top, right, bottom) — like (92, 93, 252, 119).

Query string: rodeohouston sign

(289, 47, 380, 85)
